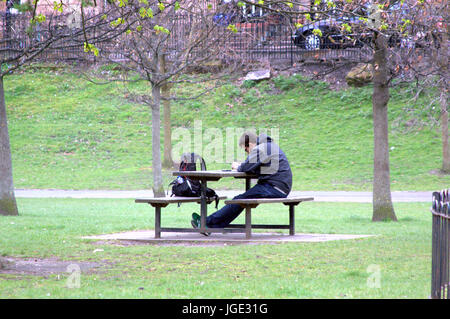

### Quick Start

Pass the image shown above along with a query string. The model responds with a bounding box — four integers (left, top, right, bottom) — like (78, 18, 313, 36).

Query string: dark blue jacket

(237, 133, 292, 195)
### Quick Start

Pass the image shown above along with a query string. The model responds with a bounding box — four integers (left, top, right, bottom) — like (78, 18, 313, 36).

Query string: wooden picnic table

(136, 170, 314, 239)
(172, 170, 257, 234)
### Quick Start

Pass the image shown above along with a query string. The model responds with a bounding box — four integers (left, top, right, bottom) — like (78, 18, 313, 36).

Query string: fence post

(431, 189, 450, 299)
(290, 21, 293, 66)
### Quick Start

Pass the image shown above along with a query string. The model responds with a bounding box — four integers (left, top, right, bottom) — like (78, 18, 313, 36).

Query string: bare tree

(231, 0, 444, 221)
(0, 8, 69, 216)
(414, 0, 448, 173)
(0, 2, 128, 216)
(0, 74, 17, 216)
(371, 28, 396, 221)
(387, 0, 448, 173)
(84, 0, 239, 197)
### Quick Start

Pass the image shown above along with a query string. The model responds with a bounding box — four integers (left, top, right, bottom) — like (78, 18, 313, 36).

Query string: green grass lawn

(0, 65, 443, 299)
(0, 198, 432, 298)
(4, 65, 449, 191)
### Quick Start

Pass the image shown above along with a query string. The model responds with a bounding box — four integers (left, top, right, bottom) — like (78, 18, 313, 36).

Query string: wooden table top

(172, 170, 257, 180)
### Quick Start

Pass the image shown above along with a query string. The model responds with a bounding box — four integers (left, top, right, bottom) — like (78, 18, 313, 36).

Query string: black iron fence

(220, 15, 366, 63)
(0, 12, 97, 62)
(431, 189, 450, 299)
(0, 12, 366, 65)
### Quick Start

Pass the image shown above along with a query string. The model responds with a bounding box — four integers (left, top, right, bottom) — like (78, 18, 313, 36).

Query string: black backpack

(168, 153, 220, 208)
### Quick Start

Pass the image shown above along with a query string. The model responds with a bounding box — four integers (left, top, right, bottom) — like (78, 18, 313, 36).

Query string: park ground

(0, 64, 448, 298)
(0, 199, 433, 298)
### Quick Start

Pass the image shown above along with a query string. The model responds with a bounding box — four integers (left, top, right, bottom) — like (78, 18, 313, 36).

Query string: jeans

(206, 183, 288, 228)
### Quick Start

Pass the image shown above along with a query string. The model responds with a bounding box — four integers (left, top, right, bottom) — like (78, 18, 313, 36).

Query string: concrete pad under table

(83, 230, 374, 244)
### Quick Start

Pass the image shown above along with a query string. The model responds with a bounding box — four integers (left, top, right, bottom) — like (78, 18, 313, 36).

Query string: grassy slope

(4, 65, 449, 191)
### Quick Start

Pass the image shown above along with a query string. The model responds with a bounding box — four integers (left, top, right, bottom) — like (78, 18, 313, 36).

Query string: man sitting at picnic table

(191, 131, 293, 233)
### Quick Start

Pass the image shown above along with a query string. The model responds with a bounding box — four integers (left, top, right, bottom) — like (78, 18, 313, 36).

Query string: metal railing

(0, 12, 366, 65)
(431, 189, 450, 299)
(0, 12, 97, 62)
(222, 15, 366, 63)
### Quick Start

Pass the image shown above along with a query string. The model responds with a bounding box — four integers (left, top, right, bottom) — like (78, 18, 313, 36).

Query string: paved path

(15, 189, 432, 202)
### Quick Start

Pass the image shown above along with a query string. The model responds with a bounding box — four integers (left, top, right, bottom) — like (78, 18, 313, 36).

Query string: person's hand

(231, 162, 240, 170)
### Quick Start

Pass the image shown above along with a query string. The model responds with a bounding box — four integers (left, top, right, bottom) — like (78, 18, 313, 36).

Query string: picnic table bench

(135, 195, 314, 239)
(224, 197, 314, 238)
(135, 196, 227, 238)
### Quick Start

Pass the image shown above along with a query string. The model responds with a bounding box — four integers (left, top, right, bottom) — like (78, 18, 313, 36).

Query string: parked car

(292, 3, 427, 50)
(292, 15, 371, 50)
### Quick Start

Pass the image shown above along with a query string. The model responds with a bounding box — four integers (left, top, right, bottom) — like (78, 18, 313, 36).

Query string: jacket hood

(257, 133, 273, 145)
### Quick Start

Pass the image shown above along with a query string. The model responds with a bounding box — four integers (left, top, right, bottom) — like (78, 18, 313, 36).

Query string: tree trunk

(151, 84, 165, 197)
(439, 31, 449, 173)
(0, 76, 18, 216)
(371, 33, 397, 222)
(441, 88, 449, 173)
(162, 86, 174, 169)
(159, 54, 175, 169)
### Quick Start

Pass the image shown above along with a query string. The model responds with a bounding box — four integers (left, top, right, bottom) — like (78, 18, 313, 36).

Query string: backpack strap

(192, 153, 207, 171)
(214, 194, 219, 209)
(167, 180, 175, 196)
(190, 152, 195, 166)
(199, 156, 207, 171)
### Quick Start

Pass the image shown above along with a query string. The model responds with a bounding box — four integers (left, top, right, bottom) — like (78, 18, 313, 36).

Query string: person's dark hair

(238, 131, 257, 148)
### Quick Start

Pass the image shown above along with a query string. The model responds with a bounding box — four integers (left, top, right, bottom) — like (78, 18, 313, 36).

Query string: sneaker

(191, 213, 211, 236)
(191, 213, 201, 227)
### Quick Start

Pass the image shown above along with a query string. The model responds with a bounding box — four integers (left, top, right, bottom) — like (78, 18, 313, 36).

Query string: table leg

(245, 177, 251, 191)
(245, 205, 252, 239)
(289, 204, 295, 236)
(200, 178, 207, 233)
(155, 206, 161, 239)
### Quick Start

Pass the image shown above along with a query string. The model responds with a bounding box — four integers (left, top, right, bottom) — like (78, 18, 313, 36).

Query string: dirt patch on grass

(0, 257, 100, 277)
(429, 169, 450, 177)
(273, 61, 354, 90)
